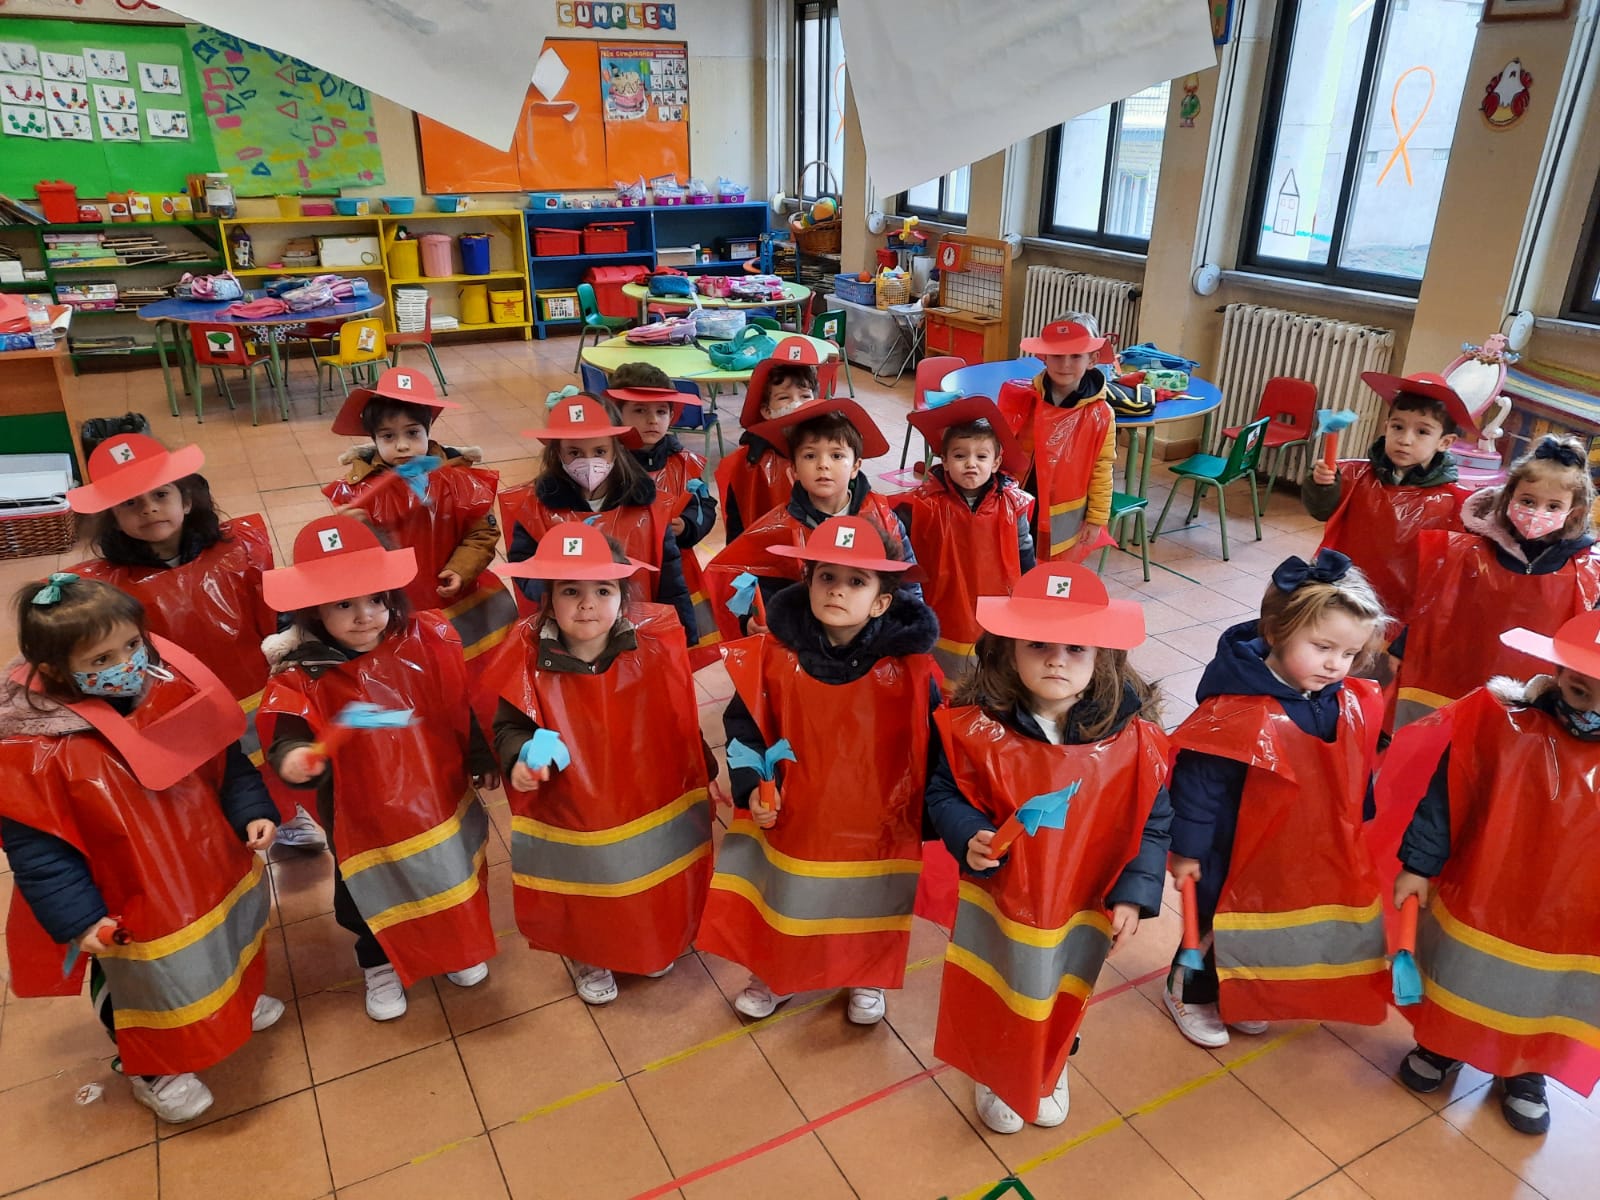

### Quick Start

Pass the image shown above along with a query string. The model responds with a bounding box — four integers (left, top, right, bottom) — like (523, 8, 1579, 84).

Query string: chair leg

(423, 344, 448, 394)
(572, 328, 588, 374)
(1215, 483, 1230, 560)
(1248, 474, 1263, 541)
(1184, 482, 1203, 525)
(1262, 448, 1280, 513)
(247, 366, 259, 426)
(898, 425, 913, 469)
(1151, 481, 1184, 541)
(838, 351, 855, 398)
(1134, 509, 1150, 580)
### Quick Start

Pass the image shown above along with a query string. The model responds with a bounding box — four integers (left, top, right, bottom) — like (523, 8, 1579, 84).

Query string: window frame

(794, 0, 844, 201)
(1239, 0, 1448, 299)
(1037, 94, 1165, 252)
(1563, 172, 1600, 323)
(896, 168, 970, 226)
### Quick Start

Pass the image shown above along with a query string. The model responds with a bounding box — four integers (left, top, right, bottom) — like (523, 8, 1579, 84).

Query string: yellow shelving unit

(216, 209, 532, 340)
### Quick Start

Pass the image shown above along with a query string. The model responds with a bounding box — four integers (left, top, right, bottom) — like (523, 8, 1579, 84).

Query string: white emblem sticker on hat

(568, 403, 585, 422)
(318, 528, 344, 552)
(783, 342, 804, 360)
(108, 441, 136, 465)
(834, 526, 856, 549)
(1047, 575, 1073, 598)
(562, 537, 583, 556)
(395, 373, 413, 390)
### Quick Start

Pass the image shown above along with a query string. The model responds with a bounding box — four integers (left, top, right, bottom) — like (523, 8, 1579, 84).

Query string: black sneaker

(1498, 1074, 1550, 1135)
(1398, 1045, 1462, 1094)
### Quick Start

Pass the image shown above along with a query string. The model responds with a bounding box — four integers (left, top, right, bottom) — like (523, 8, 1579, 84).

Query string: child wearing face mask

(606, 362, 718, 551)
(505, 394, 696, 637)
(1164, 551, 1392, 1048)
(924, 562, 1170, 1135)
(258, 517, 499, 1024)
(895, 397, 1036, 686)
(702, 517, 940, 1027)
(1382, 611, 1600, 1137)
(1390, 435, 1600, 730)
(0, 576, 282, 1125)
(482, 522, 714, 1008)
(65, 433, 325, 851)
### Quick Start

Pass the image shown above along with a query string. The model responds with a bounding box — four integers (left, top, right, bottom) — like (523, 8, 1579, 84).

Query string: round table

(139, 292, 386, 419)
(581, 331, 836, 388)
(620, 280, 812, 328)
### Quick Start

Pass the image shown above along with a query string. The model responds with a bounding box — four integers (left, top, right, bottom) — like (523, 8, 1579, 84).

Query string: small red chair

(187, 323, 283, 424)
(899, 355, 966, 468)
(387, 294, 448, 393)
(1219, 376, 1318, 506)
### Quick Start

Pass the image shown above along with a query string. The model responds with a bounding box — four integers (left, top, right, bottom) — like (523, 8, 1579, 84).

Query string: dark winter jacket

(631, 434, 718, 549)
(1301, 437, 1460, 522)
(924, 682, 1173, 916)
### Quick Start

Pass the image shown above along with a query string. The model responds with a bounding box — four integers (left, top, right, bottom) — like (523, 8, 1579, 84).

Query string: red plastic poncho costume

(714, 446, 792, 542)
(0, 639, 270, 1077)
(1394, 531, 1600, 729)
(900, 477, 1034, 685)
(478, 604, 712, 974)
(1382, 687, 1600, 1091)
(323, 461, 519, 674)
(257, 613, 497, 988)
(1316, 463, 1469, 625)
(697, 635, 935, 993)
(1170, 681, 1390, 1025)
(997, 383, 1113, 561)
(932, 706, 1168, 1121)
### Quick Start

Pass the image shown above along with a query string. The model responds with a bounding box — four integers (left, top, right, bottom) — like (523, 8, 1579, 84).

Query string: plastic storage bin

(833, 273, 877, 306)
(584, 265, 643, 319)
(490, 289, 527, 324)
(34, 182, 79, 224)
(419, 234, 453, 277)
(533, 228, 581, 256)
(582, 222, 632, 254)
(537, 290, 581, 322)
(459, 284, 489, 325)
(387, 239, 420, 280)
(459, 233, 492, 275)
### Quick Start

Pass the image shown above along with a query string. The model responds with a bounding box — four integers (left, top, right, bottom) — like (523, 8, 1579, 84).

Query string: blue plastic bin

(459, 233, 492, 276)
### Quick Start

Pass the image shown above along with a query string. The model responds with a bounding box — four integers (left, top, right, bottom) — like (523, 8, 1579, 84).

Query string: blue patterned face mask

(1559, 697, 1600, 736)
(73, 642, 156, 698)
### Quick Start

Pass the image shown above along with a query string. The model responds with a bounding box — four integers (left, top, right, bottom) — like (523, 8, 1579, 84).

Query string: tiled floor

(2, 337, 1597, 1198)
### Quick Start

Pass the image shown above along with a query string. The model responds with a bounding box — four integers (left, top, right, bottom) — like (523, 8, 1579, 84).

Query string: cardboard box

(316, 236, 383, 269)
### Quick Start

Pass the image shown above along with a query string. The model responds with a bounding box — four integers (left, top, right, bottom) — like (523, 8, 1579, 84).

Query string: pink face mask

(1509, 506, 1568, 540)
(563, 457, 613, 493)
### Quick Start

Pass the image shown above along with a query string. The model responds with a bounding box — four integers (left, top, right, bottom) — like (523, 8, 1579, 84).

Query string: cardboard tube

(1397, 894, 1420, 954)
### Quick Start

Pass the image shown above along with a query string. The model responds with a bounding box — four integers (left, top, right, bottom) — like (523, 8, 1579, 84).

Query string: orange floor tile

(1, 335, 1597, 1198)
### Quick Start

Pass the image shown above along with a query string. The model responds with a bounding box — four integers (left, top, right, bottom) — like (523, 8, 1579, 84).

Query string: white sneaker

(974, 1083, 1024, 1134)
(733, 975, 791, 1019)
(846, 987, 886, 1025)
(250, 994, 285, 1031)
(572, 962, 618, 1005)
(129, 1072, 214, 1124)
(1032, 1064, 1070, 1127)
(363, 964, 407, 1021)
(643, 961, 675, 979)
(1230, 1019, 1269, 1035)
(275, 804, 328, 851)
(1163, 983, 1229, 1048)
(445, 962, 489, 988)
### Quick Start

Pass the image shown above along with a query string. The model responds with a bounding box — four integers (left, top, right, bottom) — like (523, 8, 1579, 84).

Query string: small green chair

(1150, 416, 1270, 561)
(808, 308, 854, 396)
(748, 316, 781, 332)
(1097, 491, 1151, 581)
(573, 282, 632, 373)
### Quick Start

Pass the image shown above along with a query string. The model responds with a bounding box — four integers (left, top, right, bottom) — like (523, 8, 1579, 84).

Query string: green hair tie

(31, 572, 80, 606)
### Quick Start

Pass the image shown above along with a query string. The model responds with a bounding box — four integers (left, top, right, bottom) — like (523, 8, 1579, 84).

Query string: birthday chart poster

(599, 42, 688, 127)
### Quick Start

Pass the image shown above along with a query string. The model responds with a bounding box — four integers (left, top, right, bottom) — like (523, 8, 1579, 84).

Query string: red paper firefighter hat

(745, 396, 891, 460)
(1360, 371, 1480, 441)
(769, 515, 920, 578)
(907, 395, 1029, 479)
(1019, 319, 1106, 357)
(523, 394, 643, 448)
(739, 336, 839, 428)
(494, 520, 657, 581)
(262, 515, 418, 611)
(1501, 610, 1600, 680)
(975, 562, 1145, 649)
(330, 366, 461, 437)
(66, 433, 206, 514)
(605, 384, 691, 420)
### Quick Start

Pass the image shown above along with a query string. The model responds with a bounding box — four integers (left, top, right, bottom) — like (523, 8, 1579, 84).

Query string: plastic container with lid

(419, 233, 453, 277)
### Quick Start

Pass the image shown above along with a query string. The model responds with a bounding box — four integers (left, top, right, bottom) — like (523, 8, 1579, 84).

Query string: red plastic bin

(583, 222, 633, 254)
(533, 227, 581, 256)
(585, 265, 647, 319)
(35, 181, 80, 224)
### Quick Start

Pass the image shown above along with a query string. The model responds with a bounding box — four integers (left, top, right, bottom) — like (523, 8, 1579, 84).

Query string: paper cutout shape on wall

(1481, 58, 1532, 130)
(2, 103, 48, 139)
(99, 111, 141, 141)
(138, 62, 183, 95)
(0, 74, 45, 107)
(94, 85, 137, 114)
(41, 53, 85, 83)
(47, 111, 93, 141)
(0, 43, 40, 74)
(86, 49, 128, 82)
(44, 83, 90, 113)
(146, 107, 190, 139)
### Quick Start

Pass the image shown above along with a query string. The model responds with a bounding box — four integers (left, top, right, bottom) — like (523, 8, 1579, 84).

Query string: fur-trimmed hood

(0, 662, 92, 739)
(1486, 673, 1551, 706)
(261, 625, 357, 678)
(337, 441, 483, 482)
(1460, 486, 1596, 572)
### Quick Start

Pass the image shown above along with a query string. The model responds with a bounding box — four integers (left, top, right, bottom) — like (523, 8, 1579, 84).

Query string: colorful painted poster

(187, 24, 383, 195)
(599, 42, 688, 127)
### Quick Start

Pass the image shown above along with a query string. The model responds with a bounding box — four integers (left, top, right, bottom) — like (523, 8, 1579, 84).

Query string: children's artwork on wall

(99, 111, 141, 142)
(86, 49, 128, 82)
(1180, 75, 1201, 127)
(94, 85, 137, 114)
(45, 83, 91, 113)
(138, 62, 183, 95)
(1211, 0, 1234, 45)
(1376, 66, 1436, 186)
(47, 111, 93, 141)
(1481, 58, 1533, 128)
(2, 104, 48, 139)
(0, 44, 40, 75)
(0, 74, 45, 107)
(146, 107, 190, 139)
(42, 53, 86, 83)
(187, 25, 384, 194)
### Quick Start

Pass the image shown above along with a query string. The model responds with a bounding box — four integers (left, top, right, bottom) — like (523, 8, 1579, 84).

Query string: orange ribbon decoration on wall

(1376, 65, 1436, 188)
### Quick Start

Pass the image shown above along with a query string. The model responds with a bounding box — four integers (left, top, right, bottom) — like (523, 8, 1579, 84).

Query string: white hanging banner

(151, 0, 546, 150)
(839, 0, 1217, 197)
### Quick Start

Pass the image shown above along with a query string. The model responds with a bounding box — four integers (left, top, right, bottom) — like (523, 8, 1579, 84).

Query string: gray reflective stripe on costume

(342, 797, 489, 925)
(714, 829, 919, 922)
(1391, 696, 1439, 730)
(239, 701, 263, 764)
(951, 895, 1110, 1003)
(690, 594, 720, 647)
(510, 799, 710, 888)
(932, 641, 976, 686)
(1048, 504, 1084, 552)
(98, 869, 270, 1015)
(1215, 910, 1387, 972)
(449, 586, 520, 658)
(1420, 912, 1600, 1025)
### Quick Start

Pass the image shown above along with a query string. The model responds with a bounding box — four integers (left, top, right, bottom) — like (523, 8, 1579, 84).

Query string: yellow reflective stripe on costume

(341, 792, 481, 876)
(957, 883, 1111, 949)
(1422, 981, 1600, 1048)
(945, 883, 1108, 1022)
(1396, 686, 1454, 710)
(113, 860, 266, 962)
(514, 843, 710, 899)
(446, 585, 519, 660)
(708, 872, 913, 937)
(1048, 499, 1086, 556)
(112, 925, 268, 1031)
(1430, 899, 1600, 976)
(721, 819, 921, 881)
(512, 789, 706, 848)
(1215, 959, 1389, 983)
(1214, 899, 1383, 933)
(946, 945, 1094, 1023)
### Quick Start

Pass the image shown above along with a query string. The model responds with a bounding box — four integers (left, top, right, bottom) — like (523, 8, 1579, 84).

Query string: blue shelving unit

(526, 202, 776, 339)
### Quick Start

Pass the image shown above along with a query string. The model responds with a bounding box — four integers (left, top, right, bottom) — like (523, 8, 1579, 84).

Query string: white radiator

(1210, 304, 1396, 483)
(1022, 265, 1141, 346)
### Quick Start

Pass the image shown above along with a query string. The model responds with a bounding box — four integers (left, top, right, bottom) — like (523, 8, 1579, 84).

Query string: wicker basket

(876, 274, 910, 309)
(789, 159, 843, 256)
(0, 506, 77, 560)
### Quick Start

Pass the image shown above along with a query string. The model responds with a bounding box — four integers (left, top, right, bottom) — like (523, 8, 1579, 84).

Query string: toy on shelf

(1441, 332, 1517, 453)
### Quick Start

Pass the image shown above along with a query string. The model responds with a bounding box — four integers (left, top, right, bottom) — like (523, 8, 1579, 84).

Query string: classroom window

(898, 167, 971, 225)
(1565, 172, 1600, 323)
(1039, 82, 1171, 249)
(1242, 0, 1482, 295)
(796, 0, 845, 199)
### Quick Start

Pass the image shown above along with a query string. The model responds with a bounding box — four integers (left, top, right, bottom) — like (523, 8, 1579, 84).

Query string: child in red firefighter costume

(702, 516, 940, 1026)
(481, 522, 713, 1008)
(715, 336, 836, 542)
(323, 366, 520, 680)
(258, 516, 499, 1023)
(925, 562, 1171, 1134)
(0, 576, 282, 1124)
(505, 393, 696, 637)
(1383, 610, 1600, 1136)
(1164, 550, 1391, 1048)
(1391, 434, 1600, 730)
(895, 396, 1036, 686)
(1301, 371, 1474, 624)
(62, 432, 327, 849)
(704, 397, 919, 642)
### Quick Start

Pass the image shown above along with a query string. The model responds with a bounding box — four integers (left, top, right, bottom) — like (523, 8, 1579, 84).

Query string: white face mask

(563, 457, 613, 493)
(1509, 506, 1568, 540)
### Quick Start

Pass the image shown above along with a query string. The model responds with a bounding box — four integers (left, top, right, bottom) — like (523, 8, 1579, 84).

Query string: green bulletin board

(0, 18, 216, 198)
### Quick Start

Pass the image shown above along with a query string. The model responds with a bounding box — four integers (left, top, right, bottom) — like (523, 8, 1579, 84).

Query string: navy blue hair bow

(1533, 438, 1584, 469)
(1271, 549, 1351, 594)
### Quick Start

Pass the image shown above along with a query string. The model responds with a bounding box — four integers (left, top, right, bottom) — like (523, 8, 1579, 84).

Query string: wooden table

(0, 341, 87, 478)
(620, 280, 812, 328)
